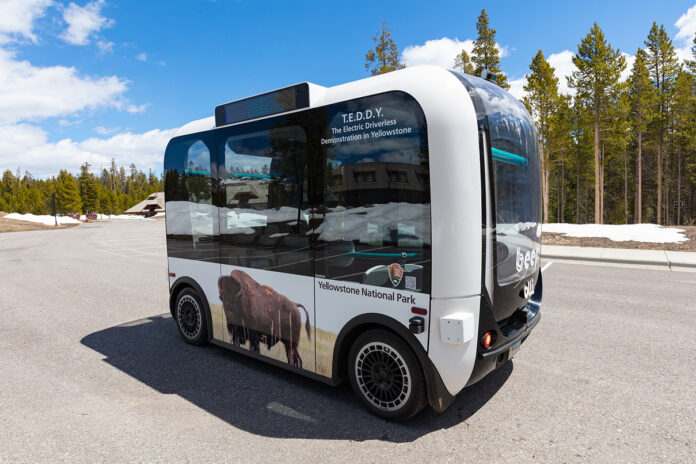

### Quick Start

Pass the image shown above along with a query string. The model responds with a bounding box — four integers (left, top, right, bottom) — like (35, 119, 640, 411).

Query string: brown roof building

(125, 192, 165, 217)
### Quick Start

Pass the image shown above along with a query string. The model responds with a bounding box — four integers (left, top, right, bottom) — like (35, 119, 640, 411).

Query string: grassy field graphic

(210, 303, 337, 377)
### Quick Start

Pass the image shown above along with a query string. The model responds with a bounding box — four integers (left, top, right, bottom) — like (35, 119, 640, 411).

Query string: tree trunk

(664, 139, 670, 226)
(576, 151, 581, 224)
(635, 131, 642, 224)
(624, 147, 628, 223)
(556, 171, 560, 221)
(594, 114, 601, 224)
(600, 144, 605, 223)
(542, 146, 549, 223)
(677, 146, 681, 226)
(561, 158, 565, 223)
(657, 126, 663, 225)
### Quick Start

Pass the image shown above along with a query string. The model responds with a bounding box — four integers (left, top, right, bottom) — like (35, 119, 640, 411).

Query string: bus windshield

(451, 72, 542, 286)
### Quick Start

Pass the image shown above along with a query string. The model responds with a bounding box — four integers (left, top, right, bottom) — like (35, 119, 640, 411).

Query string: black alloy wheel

(348, 329, 426, 421)
(175, 288, 209, 345)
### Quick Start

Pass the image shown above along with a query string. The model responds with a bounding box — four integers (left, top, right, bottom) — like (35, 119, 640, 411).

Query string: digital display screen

(215, 83, 309, 127)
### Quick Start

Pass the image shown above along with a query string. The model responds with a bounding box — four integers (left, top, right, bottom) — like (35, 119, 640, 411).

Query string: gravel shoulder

(542, 226, 696, 251)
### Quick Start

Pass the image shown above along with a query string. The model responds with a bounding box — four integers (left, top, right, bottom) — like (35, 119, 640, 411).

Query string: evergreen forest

(367, 11, 696, 225)
(0, 160, 163, 215)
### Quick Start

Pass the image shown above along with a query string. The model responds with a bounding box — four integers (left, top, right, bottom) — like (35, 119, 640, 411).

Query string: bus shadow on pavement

(81, 314, 512, 442)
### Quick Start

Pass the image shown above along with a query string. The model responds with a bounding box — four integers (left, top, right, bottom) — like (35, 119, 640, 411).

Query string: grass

(210, 303, 337, 377)
(0, 214, 79, 233)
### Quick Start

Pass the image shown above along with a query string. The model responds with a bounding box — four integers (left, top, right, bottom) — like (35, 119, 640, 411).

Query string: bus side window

(217, 122, 312, 275)
(314, 92, 432, 293)
(164, 134, 218, 262)
(186, 141, 214, 249)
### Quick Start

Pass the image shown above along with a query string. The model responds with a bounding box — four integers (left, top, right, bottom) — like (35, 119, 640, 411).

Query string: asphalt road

(0, 221, 694, 463)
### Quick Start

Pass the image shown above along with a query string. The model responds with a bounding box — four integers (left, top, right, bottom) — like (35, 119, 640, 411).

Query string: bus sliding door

(310, 92, 433, 379)
(215, 117, 316, 372)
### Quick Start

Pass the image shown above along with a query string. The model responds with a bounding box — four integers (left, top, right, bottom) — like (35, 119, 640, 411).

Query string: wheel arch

(332, 313, 454, 413)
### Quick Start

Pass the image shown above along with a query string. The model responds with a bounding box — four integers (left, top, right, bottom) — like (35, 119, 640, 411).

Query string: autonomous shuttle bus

(163, 65, 542, 420)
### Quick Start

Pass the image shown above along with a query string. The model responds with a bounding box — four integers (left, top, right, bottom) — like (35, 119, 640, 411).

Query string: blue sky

(1, 0, 695, 178)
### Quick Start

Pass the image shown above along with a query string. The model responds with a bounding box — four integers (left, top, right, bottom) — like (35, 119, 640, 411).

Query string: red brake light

(482, 331, 493, 349)
(411, 307, 427, 315)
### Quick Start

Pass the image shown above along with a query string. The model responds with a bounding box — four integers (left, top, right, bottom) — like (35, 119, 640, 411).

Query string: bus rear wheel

(348, 329, 426, 421)
(174, 288, 209, 345)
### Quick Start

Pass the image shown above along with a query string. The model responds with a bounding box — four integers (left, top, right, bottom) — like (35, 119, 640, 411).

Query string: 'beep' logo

(516, 247, 538, 273)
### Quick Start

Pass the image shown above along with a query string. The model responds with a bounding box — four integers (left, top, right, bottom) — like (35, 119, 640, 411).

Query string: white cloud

(508, 50, 577, 100)
(0, 123, 178, 177)
(126, 103, 149, 114)
(547, 50, 577, 96)
(403, 37, 474, 68)
(0, 47, 130, 124)
(620, 52, 635, 83)
(675, 4, 696, 43)
(402, 36, 508, 68)
(60, 0, 113, 46)
(96, 40, 113, 53)
(94, 125, 118, 135)
(507, 77, 526, 100)
(58, 118, 83, 127)
(0, 0, 52, 43)
(675, 4, 696, 62)
(136, 52, 147, 62)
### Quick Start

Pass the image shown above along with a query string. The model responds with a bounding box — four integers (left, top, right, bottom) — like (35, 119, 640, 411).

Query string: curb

(542, 247, 696, 270)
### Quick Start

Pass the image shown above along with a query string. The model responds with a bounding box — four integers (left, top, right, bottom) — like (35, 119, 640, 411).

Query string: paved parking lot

(0, 220, 694, 463)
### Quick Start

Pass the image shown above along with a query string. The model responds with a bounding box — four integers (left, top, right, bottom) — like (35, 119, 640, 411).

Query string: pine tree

(0, 170, 17, 212)
(568, 23, 626, 224)
(109, 158, 118, 191)
(672, 70, 695, 225)
(523, 49, 560, 223)
(365, 21, 405, 76)
(644, 22, 679, 224)
(547, 95, 575, 222)
(55, 170, 82, 214)
(78, 162, 99, 213)
(686, 32, 696, 75)
(453, 49, 475, 74)
(628, 49, 655, 224)
(471, 9, 509, 88)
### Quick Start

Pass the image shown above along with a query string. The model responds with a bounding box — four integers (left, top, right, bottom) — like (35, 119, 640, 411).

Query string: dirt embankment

(542, 226, 696, 252)
(0, 213, 79, 233)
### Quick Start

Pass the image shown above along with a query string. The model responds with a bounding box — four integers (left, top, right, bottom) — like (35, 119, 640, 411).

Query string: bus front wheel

(174, 288, 209, 345)
(348, 329, 426, 421)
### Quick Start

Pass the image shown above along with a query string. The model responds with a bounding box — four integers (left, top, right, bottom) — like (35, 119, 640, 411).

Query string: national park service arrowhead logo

(388, 263, 403, 287)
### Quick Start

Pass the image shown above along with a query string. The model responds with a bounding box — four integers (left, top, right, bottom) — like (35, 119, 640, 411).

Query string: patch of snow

(78, 214, 150, 221)
(543, 223, 688, 243)
(3, 213, 80, 226)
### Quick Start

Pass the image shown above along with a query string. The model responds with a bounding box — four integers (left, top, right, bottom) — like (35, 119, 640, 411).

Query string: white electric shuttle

(163, 65, 542, 420)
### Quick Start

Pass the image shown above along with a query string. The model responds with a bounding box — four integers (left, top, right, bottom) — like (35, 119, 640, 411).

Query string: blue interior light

(492, 147, 527, 167)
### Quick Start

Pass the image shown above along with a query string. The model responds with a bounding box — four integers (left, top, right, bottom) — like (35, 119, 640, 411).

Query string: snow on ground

(543, 223, 688, 243)
(3, 213, 80, 226)
(3, 213, 163, 225)
(79, 214, 149, 221)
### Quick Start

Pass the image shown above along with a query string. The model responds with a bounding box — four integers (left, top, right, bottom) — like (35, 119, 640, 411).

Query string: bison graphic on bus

(218, 270, 311, 367)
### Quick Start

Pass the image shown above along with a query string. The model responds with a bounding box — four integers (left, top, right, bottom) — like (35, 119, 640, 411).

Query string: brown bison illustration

(218, 270, 311, 367)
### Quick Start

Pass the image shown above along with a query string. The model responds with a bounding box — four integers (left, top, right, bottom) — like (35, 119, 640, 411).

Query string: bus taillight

(481, 331, 495, 349)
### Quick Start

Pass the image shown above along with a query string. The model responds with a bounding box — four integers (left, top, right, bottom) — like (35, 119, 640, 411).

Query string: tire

(174, 288, 209, 345)
(348, 329, 427, 421)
